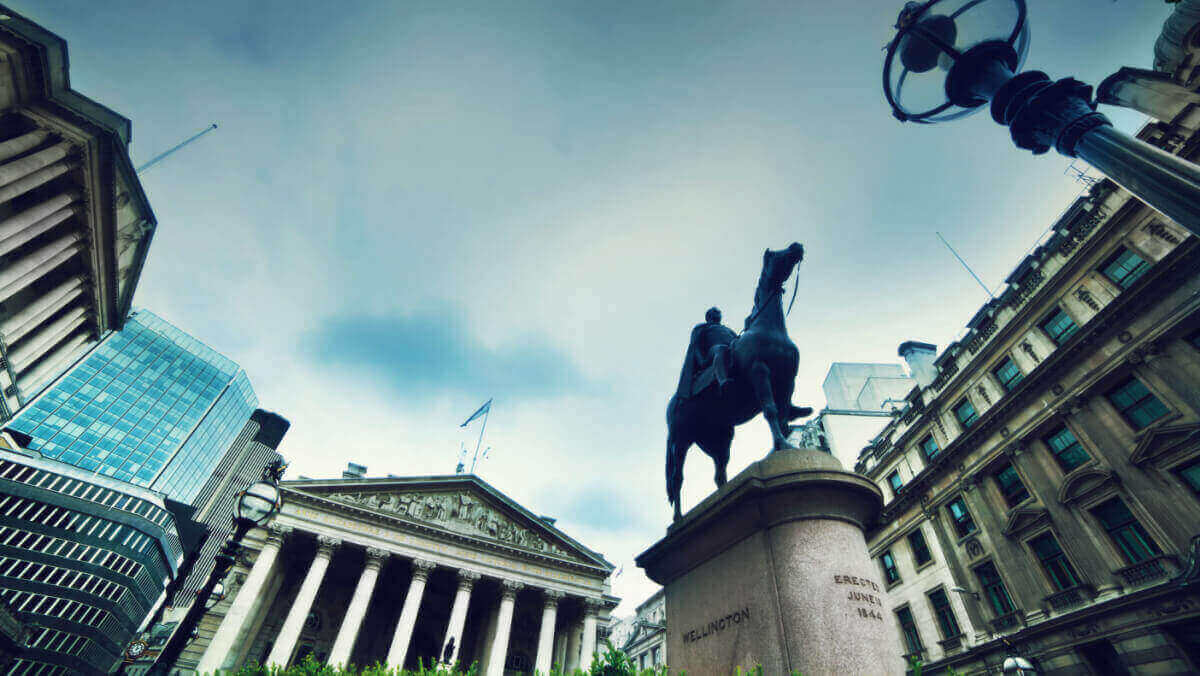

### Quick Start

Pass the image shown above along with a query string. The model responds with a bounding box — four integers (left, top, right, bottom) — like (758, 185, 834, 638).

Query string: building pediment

(281, 475, 610, 570)
(1129, 423, 1200, 467)
(1002, 507, 1050, 538)
(1057, 466, 1119, 506)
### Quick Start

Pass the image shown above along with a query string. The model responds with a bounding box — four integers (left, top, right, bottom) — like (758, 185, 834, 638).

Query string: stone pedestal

(636, 448, 906, 676)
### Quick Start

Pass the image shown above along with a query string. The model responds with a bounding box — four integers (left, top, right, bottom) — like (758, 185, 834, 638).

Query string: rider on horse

(675, 307, 737, 400)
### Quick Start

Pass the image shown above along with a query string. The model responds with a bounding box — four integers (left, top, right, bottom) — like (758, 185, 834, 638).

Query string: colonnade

(0, 124, 94, 409)
(197, 525, 604, 674)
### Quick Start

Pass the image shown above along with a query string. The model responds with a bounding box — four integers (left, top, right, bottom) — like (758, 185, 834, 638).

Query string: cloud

(304, 309, 601, 401)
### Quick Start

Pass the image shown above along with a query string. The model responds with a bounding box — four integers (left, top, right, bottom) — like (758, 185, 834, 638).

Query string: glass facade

(5, 311, 257, 503)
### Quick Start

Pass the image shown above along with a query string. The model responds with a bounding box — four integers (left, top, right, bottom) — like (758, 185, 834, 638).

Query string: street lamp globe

(1002, 655, 1037, 675)
(884, 0, 1029, 123)
(236, 480, 280, 526)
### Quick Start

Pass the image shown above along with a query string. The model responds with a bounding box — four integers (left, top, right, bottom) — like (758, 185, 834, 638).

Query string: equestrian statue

(666, 242, 813, 521)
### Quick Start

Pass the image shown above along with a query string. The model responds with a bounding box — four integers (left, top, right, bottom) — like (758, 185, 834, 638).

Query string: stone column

(327, 547, 389, 666)
(534, 589, 565, 674)
(0, 141, 71, 188)
(198, 524, 291, 675)
(580, 598, 600, 670)
(386, 558, 437, 669)
(564, 617, 582, 672)
(0, 130, 50, 163)
(485, 579, 524, 676)
(267, 535, 340, 666)
(439, 569, 481, 666)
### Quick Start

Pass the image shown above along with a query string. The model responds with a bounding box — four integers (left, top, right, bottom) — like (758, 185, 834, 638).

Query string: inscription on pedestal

(680, 607, 750, 644)
(834, 575, 884, 621)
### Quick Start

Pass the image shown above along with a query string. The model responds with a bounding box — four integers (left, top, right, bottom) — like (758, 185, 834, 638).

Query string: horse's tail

(666, 398, 678, 505)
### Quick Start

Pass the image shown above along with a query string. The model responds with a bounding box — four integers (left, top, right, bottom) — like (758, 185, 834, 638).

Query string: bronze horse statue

(666, 243, 812, 521)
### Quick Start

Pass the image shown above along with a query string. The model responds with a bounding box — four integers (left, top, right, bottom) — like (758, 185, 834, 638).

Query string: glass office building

(4, 310, 258, 503)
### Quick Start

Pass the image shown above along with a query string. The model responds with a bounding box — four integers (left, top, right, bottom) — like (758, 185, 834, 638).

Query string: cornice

(280, 487, 611, 579)
(880, 240, 1200, 522)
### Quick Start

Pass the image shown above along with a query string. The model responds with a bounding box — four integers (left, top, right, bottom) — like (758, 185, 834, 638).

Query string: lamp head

(236, 479, 281, 526)
(883, 0, 1029, 123)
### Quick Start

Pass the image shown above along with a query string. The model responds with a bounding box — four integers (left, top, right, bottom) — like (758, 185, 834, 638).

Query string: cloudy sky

(11, 0, 1173, 613)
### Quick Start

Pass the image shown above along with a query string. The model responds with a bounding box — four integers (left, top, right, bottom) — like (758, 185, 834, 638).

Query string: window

(920, 435, 940, 461)
(1044, 426, 1090, 472)
(927, 588, 961, 639)
(1030, 532, 1079, 591)
(992, 358, 1024, 393)
(1179, 460, 1200, 494)
(994, 463, 1030, 507)
(975, 561, 1015, 616)
(1107, 377, 1169, 430)
(888, 471, 903, 495)
(946, 497, 976, 537)
(1040, 308, 1080, 346)
(1101, 247, 1150, 289)
(1093, 498, 1161, 564)
(954, 398, 978, 429)
(895, 606, 923, 655)
(908, 528, 932, 567)
(880, 550, 901, 585)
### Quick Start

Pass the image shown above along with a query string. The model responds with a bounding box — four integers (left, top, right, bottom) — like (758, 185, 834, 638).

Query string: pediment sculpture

(326, 489, 578, 561)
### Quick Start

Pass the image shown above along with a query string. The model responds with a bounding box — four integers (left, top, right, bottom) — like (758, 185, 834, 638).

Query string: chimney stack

(898, 341, 938, 388)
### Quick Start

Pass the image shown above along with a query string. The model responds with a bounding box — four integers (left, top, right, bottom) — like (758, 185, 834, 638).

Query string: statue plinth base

(635, 448, 906, 676)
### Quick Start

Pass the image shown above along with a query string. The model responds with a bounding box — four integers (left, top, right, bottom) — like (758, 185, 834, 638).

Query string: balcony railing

(1043, 585, 1094, 613)
(989, 611, 1023, 633)
(1116, 555, 1179, 587)
(938, 634, 964, 653)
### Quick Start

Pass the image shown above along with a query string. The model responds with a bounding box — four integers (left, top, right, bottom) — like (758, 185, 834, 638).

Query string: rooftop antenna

(136, 123, 218, 175)
(935, 231, 994, 300)
(1065, 160, 1099, 188)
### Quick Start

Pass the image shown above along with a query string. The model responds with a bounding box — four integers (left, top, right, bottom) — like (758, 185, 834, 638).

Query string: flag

(460, 398, 492, 427)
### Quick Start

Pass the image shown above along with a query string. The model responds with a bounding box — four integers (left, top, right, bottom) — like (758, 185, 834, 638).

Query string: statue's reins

(742, 262, 801, 330)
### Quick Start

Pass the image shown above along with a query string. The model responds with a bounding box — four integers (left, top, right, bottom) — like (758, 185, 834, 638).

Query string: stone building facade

(183, 474, 617, 674)
(0, 3, 156, 421)
(853, 101, 1200, 674)
(613, 589, 666, 672)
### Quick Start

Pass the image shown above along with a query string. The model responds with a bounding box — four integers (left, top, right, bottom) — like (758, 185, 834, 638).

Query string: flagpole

(469, 404, 490, 474)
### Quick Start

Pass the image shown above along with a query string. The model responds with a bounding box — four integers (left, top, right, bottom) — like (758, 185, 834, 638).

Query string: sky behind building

(5, 0, 1175, 611)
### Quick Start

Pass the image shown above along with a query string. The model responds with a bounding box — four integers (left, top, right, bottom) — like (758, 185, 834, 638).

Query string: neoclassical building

(184, 474, 618, 673)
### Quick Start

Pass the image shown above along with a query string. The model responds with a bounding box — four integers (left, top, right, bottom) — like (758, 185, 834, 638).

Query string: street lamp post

(882, 0, 1200, 234)
(147, 462, 284, 674)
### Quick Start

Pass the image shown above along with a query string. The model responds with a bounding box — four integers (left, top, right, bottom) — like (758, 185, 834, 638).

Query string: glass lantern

(236, 480, 281, 526)
(883, 0, 1029, 123)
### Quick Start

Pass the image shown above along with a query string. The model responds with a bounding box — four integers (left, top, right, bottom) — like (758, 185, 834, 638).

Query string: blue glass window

(992, 358, 1024, 393)
(1101, 247, 1150, 289)
(1093, 499, 1160, 564)
(1107, 377, 1168, 430)
(954, 399, 978, 429)
(1044, 426, 1089, 472)
(995, 463, 1030, 507)
(920, 435, 939, 461)
(1040, 308, 1080, 346)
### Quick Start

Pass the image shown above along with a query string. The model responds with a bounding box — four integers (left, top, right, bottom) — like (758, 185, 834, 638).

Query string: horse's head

(762, 242, 804, 289)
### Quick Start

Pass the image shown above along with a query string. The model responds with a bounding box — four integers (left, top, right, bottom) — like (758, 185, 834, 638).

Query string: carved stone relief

(328, 490, 576, 560)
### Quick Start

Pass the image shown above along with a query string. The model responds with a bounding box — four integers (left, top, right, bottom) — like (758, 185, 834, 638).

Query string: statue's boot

(713, 345, 731, 390)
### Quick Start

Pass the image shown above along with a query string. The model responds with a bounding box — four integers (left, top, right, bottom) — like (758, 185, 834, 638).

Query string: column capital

(265, 523, 292, 546)
(365, 547, 390, 568)
(411, 558, 437, 581)
(316, 535, 342, 555)
(542, 589, 566, 607)
(582, 596, 603, 615)
(500, 579, 525, 600)
(456, 569, 482, 590)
